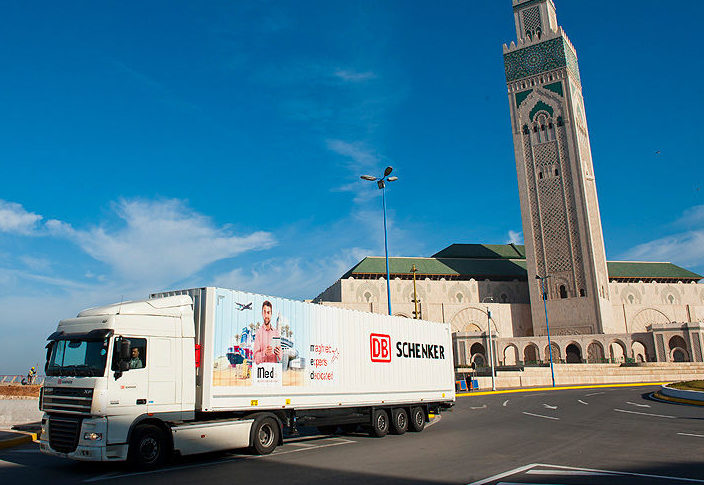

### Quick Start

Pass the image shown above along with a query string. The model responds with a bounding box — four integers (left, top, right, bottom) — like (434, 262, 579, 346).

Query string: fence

(0, 375, 45, 385)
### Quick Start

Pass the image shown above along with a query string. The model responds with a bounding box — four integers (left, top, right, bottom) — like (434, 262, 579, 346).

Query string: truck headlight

(83, 432, 103, 441)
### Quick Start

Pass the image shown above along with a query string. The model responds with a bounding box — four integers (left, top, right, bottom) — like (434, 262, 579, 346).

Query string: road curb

(655, 386, 704, 407)
(457, 382, 667, 397)
(0, 430, 38, 451)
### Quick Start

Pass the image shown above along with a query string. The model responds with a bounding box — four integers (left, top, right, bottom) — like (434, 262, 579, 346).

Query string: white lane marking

(522, 412, 559, 421)
(542, 403, 557, 410)
(502, 399, 509, 407)
(614, 408, 676, 419)
(471, 404, 487, 410)
(578, 400, 588, 405)
(84, 439, 353, 482)
(539, 463, 704, 483)
(527, 469, 614, 476)
(286, 442, 315, 447)
(678, 432, 704, 438)
(0, 459, 23, 468)
(467, 463, 539, 485)
(626, 401, 651, 408)
(586, 391, 605, 397)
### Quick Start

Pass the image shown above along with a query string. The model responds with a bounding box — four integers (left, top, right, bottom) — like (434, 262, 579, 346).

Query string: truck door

(107, 337, 150, 414)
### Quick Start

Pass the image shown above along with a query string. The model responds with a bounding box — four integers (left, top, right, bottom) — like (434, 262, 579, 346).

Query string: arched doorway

(565, 343, 582, 363)
(609, 340, 627, 363)
(503, 344, 519, 366)
(544, 343, 560, 363)
(669, 336, 689, 362)
(524, 344, 539, 365)
(587, 341, 605, 363)
(632, 341, 648, 362)
(470, 342, 487, 367)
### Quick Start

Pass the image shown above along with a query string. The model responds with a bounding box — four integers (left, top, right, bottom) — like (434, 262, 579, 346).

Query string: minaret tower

(503, 0, 614, 336)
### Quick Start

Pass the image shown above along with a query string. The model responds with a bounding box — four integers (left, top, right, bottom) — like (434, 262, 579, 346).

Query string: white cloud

(20, 255, 52, 272)
(624, 231, 704, 267)
(326, 139, 379, 171)
(333, 69, 376, 82)
(506, 230, 523, 245)
(53, 198, 276, 287)
(214, 247, 370, 300)
(0, 200, 42, 235)
(622, 205, 704, 270)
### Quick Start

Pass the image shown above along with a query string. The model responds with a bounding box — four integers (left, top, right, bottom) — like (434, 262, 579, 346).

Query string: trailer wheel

(370, 409, 389, 438)
(409, 406, 425, 432)
(128, 424, 169, 469)
(390, 408, 408, 435)
(251, 416, 280, 455)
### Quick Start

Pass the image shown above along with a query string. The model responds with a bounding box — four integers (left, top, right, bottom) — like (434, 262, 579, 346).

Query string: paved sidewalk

(0, 428, 40, 450)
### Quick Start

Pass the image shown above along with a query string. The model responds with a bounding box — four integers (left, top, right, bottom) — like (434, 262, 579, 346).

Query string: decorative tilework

(529, 100, 554, 120)
(515, 89, 533, 107)
(564, 44, 581, 85)
(544, 81, 563, 97)
(504, 37, 579, 83)
(522, 6, 542, 38)
(513, 0, 553, 10)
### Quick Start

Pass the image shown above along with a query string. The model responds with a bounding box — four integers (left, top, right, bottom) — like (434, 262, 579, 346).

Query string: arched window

(364, 292, 372, 303)
(456, 293, 463, 303)
(559, 285, 568, 299)
(580, 289, 586, 297)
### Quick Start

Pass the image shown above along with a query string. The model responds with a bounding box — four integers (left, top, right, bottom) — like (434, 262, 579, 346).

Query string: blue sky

(1, 0, 702, 374)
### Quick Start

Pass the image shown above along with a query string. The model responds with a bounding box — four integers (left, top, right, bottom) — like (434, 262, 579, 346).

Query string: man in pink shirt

(253, 300, 281, 364)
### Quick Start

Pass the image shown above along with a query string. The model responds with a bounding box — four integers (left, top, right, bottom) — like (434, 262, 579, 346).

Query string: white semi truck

(39, 287, 455, 467)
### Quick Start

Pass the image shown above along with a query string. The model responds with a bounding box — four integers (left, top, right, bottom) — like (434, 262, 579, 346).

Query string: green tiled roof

(431, 244, 526, 260)
(343, 244, 702, 282)
(606, 261, 702, 280)
(344, 257, 528, 280)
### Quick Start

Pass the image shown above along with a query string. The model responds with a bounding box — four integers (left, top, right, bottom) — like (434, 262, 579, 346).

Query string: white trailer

(39, 287, 454, 467)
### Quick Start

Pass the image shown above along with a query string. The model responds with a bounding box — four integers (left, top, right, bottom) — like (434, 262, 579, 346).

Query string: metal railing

(0, 375, 45, 385)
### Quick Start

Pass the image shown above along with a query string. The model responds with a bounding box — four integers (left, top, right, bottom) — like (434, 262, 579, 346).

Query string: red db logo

(370, 334, 391, 362)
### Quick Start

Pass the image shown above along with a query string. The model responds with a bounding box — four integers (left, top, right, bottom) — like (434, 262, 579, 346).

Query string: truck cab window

(114, 337, 147, 370)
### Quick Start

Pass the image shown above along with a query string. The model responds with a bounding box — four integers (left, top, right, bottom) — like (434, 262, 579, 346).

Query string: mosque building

(314, 0, 704, 367)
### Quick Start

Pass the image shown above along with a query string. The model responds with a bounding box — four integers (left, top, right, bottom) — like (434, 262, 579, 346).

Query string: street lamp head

(361, 175, 377, 181)
(377, 180, 385, 189)
(387, 176, 398, 182)
(384, 166, 393, 177)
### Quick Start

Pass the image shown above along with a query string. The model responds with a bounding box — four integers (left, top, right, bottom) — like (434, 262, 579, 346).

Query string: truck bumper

(39, 440, 128, 461)
(39, 415, 128, 462)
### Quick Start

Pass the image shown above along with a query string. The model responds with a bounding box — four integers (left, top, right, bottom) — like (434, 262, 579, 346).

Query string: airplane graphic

(235, 302, 253, 311)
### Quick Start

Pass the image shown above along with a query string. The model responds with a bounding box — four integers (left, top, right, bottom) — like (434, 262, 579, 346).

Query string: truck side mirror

(120, 339, 131, 360)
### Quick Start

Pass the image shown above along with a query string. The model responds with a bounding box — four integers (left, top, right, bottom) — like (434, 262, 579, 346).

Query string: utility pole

(411, 264, 420, 319)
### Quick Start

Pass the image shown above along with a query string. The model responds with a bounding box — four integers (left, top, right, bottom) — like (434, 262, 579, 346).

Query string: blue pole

(539, 277, 556, 387)
(382, 186, 392, 316)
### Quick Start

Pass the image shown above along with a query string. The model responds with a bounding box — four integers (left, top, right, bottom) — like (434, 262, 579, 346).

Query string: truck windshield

(46, 338, 110, 377)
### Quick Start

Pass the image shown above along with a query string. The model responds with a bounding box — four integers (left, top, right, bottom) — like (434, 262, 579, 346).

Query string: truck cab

(39, 295, 195, 462)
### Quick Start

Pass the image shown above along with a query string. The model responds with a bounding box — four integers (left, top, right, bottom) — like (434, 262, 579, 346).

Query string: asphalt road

(2, 385, 704, 484)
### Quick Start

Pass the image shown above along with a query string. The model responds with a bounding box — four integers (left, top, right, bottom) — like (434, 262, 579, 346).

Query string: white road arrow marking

(626, 401, 651, 408)
(578, 400, 588, 405)
(542, 403, 557, 410)
(471, 404, 487, 410)
(502, 399, 509, 407)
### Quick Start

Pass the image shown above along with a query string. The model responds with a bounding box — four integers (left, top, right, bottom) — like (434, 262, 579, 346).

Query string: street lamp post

(361, 167, 398, 316)
(536, 275, 556, 387)
(482, 297, 496, 391)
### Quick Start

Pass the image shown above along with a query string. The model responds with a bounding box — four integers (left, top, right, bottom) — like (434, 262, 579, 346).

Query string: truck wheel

(370, 409, 389, 438)
(128, 424, 169, 469)
(390, 408, 408, 435)
(409, 406, 425, 432)
(251, 417, 279, 455)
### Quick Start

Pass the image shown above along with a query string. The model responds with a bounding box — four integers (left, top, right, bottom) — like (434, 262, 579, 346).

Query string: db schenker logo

(370, 334, 391, 362)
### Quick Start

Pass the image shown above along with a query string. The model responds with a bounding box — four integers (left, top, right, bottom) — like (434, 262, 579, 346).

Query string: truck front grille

(41, 387, 93, 415)
(48, 415, 82, 453)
